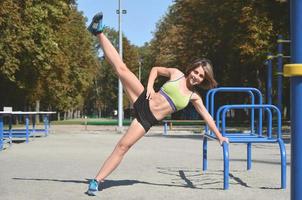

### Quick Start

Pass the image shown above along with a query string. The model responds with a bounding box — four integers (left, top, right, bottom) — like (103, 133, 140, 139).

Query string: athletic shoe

(87, 12, 104, 35)
(86, 179, 99, 196)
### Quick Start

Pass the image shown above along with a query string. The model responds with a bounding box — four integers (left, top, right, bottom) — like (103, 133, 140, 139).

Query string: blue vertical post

(277, 35, 284, 114)
(284, 1, 302, 199)
(267, 53, 273, 105)
(202, 137, 208, 171)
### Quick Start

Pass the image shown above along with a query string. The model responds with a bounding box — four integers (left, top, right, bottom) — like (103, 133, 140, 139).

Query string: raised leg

(95, 119, 146, 181)
(97, 33, 144, 104)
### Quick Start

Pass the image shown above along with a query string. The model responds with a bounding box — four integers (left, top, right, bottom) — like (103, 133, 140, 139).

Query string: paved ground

(0, 125, 290, 200)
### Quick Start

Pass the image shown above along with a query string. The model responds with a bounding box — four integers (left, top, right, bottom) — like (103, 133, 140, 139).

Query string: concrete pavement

(0, 125, 290, 200)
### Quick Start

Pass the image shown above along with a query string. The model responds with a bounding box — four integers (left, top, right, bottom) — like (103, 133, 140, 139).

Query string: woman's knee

(116, 142, 132, 155)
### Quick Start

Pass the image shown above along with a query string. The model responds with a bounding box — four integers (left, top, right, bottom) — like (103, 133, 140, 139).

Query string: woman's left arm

(191, 93, 229, 145)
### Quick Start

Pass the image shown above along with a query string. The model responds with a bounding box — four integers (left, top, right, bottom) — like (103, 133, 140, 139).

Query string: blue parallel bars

(219, 105, 286, 190)
(204, 104, 286, 190)
(284, 0, 302, 199)
(203, 87, 263, 173)
(205, 87, 263, 134)
(0, 111, 55, 151)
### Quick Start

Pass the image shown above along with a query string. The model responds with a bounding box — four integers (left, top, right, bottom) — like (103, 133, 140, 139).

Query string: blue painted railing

(205, 87, 263, 135)
(203, 88, 286, 190)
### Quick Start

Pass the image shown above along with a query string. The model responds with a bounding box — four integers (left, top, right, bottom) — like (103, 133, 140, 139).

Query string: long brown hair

(185, 58, 218, 90)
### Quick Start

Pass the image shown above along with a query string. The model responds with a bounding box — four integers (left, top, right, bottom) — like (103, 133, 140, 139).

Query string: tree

(0, 0, 100, 116)
(149, 0, 289, 119)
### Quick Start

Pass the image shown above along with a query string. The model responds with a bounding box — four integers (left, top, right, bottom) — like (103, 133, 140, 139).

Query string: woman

(86, 12, 229, 196)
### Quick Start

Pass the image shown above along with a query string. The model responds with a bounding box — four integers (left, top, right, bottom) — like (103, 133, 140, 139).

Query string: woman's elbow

(151, 66, 158, 72)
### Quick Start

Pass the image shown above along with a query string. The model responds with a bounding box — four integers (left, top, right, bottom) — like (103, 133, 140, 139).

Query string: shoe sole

(92, 12, 103, 28)
(92, 12, 103, 22)
(86, 190, 97, 196)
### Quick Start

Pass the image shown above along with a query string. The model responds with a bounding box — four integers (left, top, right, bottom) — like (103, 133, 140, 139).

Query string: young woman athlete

(86, 12, 229, 196)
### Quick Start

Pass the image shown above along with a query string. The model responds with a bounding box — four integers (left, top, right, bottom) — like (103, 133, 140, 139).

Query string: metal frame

(0, 111, 55, 151)
(202, 88, 286, 190)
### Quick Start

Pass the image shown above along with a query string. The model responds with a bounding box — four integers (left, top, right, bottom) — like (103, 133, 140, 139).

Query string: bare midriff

(149, 92, 174, 121)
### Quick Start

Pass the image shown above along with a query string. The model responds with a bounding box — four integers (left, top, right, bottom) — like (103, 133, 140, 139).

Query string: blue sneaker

(86, 179, 99, 196)
(88, 12, 104, 35)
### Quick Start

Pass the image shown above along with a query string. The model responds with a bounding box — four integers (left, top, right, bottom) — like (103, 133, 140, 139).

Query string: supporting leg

(94, 119, 146, 182)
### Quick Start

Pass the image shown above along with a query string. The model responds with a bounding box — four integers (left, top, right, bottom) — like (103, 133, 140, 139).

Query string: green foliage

(0, 0, 290, 118)
(0, 0, 99, 113)
(150, 0, 289, 95)
(143, 0, 290, 120)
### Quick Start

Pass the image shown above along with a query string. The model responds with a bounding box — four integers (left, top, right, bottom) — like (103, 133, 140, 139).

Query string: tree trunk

(35, 100, 40, 123)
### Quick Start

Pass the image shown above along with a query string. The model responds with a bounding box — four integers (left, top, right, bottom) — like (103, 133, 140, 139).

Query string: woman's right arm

(146, 67, 176, 99)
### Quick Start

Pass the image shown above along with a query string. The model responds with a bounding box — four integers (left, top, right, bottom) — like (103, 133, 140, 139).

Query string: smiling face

(185, 58, 218, 90)
(188, 65, 205, 86)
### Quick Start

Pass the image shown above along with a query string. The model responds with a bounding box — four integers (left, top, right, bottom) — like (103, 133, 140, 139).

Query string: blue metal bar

(216, 105, 260, 136)
(228, 138, 279, 143)
(220, 134, 260, 137)
(247, 143, 252, 170)
(223, 142, 229, 190)
(290, 0, 302, 198)
(204, 133, 279, 142)
(266, 108, 272, 138)
(202, 137, 208, 171)
(215, 104, 285, 189)
(206, 87, 263, 134)
(278, 138, 287, 189)
(212, 88, 262, 119)
(217, 104, 280, 137)
(277, 35, 284, 114)
(267, 53, 273, 105)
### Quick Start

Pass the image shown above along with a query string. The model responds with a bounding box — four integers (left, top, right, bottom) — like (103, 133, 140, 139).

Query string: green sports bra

(159, 75, 193, 111)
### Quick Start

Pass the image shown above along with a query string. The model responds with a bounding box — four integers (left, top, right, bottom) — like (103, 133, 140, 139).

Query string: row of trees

(147, 0, 290, 119)
(0, 0, 290, 120)
(0, 0, 100, 118)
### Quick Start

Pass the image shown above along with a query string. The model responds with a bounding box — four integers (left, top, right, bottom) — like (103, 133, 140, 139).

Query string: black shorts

(133, 90, 158, 132)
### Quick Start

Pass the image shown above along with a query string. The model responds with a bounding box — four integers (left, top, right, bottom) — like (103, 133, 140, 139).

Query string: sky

(76, 0, 174, 47)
